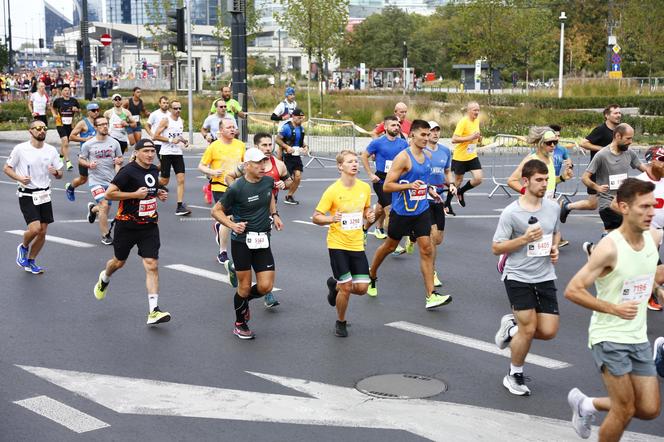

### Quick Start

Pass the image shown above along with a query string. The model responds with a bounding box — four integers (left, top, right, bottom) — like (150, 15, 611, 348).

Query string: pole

(109, 6, 114, 70)
(7, 0, 13, 72)
(230, 1, 248, 142)
(81, 0, 92, 99)
(277, 30, 281, 86)
(186, 0, 193, 143)
(136, 0, 140, 68)
(402, 41, 407, 95)
(558, 12, 566, 99)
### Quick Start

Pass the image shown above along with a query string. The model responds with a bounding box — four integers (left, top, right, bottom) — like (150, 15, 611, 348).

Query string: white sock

(510, 364, 523, 375)
(508, 325, 518, 337)
(580, 397, 597, 416)
(100, 270, 110, 283)
(148, 294, 158, 312)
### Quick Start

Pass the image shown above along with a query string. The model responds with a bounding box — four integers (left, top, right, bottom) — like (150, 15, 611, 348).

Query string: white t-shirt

(148, 109, 169, 145)
(272, 99, 297, 119)
(6, 141, 63, 190)
(159, 116, 185, 156)
(202, 114, 237, 141)
(29, 92, 48, 115)
(637, 172, 664, 228)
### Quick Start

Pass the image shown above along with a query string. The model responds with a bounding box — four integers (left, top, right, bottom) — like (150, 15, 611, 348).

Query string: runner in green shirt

(209, 86, 245, 122)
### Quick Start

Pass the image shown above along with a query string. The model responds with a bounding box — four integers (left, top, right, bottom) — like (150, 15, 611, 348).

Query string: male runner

(153, 100, 192, 216)
(211, 148, 284, 340)
(493, 159, 561, 396)
(93, 139, 171, 325)
(79, 116, 123, 244)
(565, 178, 661, 440)
(65, 103, 100, 201)
(367, 120, 452, 309)
(275, 108, 308, 205)
(125, 87, 149, 146)
(209, 86, 245, 122)
(145, 96, 170, 159)
(561, 104, 622, 222)
(270, 87, 297, 122)
(201, 100, 237, 143)
(4, 120, 63, 274)
(50, 84, 80, 170)
(104, 93, 135, 153)
(371, 102, 411, 139)
(446, 101, 482, 209)
(314, 150, 375, 337)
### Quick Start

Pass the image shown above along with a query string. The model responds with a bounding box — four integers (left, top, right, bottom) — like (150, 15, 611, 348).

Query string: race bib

(61, 116, 73, 125)
(527, 234, 553, 257)
(130, 115, 140, 122)
(609, 173, 628, 191)
(246, 231, 269, 249)
(138, 197, 157, 217)
(545, 189, 555, 200)
(621, 274, 654, 303)
(467, 144, 476, 154)
(409, 187, 427, 201)
(384, 160, 393, 173)
(90, 185, 106, 200)
(340, 212, 363, 231)
(32, 190, 51, 205)
(291, 146, 301, 157)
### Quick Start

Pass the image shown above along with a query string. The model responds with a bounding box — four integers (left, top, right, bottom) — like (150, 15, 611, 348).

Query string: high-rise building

(74, 0, 103, 25)
(103, 0, 219, 26)
(45, 1, 73, 48)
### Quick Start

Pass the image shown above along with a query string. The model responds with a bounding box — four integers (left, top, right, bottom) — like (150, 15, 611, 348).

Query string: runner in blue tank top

(66, 102, 100, 201)
(367, 119, 453, 310)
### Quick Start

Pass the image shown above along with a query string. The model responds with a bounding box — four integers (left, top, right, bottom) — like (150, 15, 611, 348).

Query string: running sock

(509, 364, 523, 375)
(458, 180, 475, 195)
(508, 325, 518, 338)
(100, 270, 110, 283)
(148, 294, 158, 311)
(248, 284, 262, 300)
(444, 191, 454, 206)
(580, 397, 598, 416)
(234, 293, 248, 323)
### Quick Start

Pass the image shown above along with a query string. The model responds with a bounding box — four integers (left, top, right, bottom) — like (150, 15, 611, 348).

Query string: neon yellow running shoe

(367, 277, 378, 297)
(373, 228, 387, 239)
(392, 245, 406, 256)
(405, 237, 415, 254)
(93, 271, 109, 300)
(433, 271, 442, 287)
(147, 307, 171, 325)
(425, 291, 452, 310)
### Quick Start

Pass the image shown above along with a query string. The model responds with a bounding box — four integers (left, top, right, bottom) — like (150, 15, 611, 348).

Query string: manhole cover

(356, 374, 447, 399)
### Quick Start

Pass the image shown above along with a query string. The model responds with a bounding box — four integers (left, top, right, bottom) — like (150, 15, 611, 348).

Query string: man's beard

(33, 133, 46, 141)
(618, 143, 629, 151)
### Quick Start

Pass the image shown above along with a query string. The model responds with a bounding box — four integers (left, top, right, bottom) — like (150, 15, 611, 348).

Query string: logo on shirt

(144, 174, 156, 187)
(248, 195, 259, 202)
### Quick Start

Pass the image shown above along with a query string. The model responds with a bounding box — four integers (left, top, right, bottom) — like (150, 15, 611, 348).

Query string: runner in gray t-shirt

(492, 158, 561, 397)
(78, 116, 124, 245)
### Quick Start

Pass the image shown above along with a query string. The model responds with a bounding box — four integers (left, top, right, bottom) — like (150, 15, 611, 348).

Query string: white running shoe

(568, 387, 594, 439)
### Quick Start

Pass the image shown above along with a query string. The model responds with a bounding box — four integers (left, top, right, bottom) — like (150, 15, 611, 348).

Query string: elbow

(491, 243, 501, 256)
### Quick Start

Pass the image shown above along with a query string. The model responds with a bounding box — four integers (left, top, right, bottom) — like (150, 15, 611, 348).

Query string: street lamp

(558, 11, 567, 99)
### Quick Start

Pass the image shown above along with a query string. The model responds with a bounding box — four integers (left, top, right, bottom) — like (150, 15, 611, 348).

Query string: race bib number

(384, 160, 393, 173)
(291, 146, 301, 156)
(621, 274, 654, 303)
(545, 189, 555, 200)
(90, 185, 106, 200)
(409, 187, 427, 201)
(467, 144, 476, 154)
(609, 173, 628, 191)
(130, 115, 140, 122)
(138, 197, 157, 217)
(32, 190, 51, 205)
(246, 232, 269, 249)
(61, 116, 73, 125)
(340, 212, 363, 231)
(527, 234, 553, 257)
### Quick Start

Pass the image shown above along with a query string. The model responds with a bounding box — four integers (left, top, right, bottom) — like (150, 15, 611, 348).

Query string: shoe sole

(567, 388, 591, 439)
(495, 314, 515, 350)
(335, 331, 348, 337)
(175, 212, 192, 216)
(233, 330, 255, 339)
(502, 376, 530, 396)
(25, 267, 44, 274)
(283, 201, 297, 205)
(147, 314, 171, 325)
(425, 296, 452, 310)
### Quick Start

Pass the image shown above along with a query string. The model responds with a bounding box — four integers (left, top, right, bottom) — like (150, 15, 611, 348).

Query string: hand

(448, 183, 457, 195)
(18, 175, 31, 185)
(472, 132, 481, 141)
(369, 173, 380, 183)
(212, 169, 223, 177)
(205, 134, 212, 143)
(121, 120, 128, 127)
(157, 189, 168, 201)
(72, 106, 79, 112)
(523, 226, 543, 242)
(597, 184, 609, 193)
(550, 245, 559, 264)
(303, 145, 309, 155)
(332, 212, 343, 223)
(366, 209, 376, 223)
(113, 157, 123, 166)
(135, 186, 149, 199)
(432, 192, 443, 204)
(410, 180, 425, 190)
(89, 161, 97, 169)
(47, 166, 58, 176)
(274, 180, 286, 190)
(274, 215, 284, 231)
(232, 221, 247, 234)
(611, 300, 640, 320)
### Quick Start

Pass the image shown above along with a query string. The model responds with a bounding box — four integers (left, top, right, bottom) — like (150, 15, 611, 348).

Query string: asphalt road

(0, 139, 662, 441)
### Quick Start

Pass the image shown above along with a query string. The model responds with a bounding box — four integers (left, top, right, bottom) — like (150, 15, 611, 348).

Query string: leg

(431, 225, 443, 274)
(236, 270, 253, 297)
(23, 220, 42, 249)
(175, 172, 186, 204)
(630, 374, 660, 420)
(469, 167, 484, 187)
(533, 312, 559, 340)
(569, 194, 598, 211)
(97, 199, 110, 236)
(27, 223, 48, 259)
(599, 371, 637, 442)
(288, 170, 301, 197)
(142, 257, 159, 294)
(104, 256, 126, 278)
(159, 176, 170, 187)
(254, 270, 275, 296)
(510, 309, 538, 366)
(60, 136, 69, 162)
(71, 175, 88, 188)
(219, 224, 230, 252)
(416, 235, 434, 296)
(369, 237, 400, 278)
(336, 281, 352, 322)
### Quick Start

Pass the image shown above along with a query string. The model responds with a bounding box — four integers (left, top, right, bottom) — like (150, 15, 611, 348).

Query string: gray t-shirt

(80, 137, 123, 185)
(493, 198, 560, 283)
(586, 146, 642, 210)
(202, 114, 237, 140)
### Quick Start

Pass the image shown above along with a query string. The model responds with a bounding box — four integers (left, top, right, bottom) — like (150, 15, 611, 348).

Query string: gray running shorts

(591, 341, 656, 377)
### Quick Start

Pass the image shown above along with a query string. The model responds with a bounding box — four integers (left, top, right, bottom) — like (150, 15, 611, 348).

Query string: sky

(0, 0, 71, 48)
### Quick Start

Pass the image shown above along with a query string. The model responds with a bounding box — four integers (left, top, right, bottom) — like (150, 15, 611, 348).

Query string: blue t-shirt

(279, 122, 305, 147)
(366, 135, 408, 178)
(427, 143, 452, 190)
(553, 144, 570, 176)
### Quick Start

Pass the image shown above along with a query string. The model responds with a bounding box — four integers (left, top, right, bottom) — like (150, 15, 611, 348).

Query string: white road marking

(178, 217, 213, 222)
(0, 180, 86, 193)
(5, 230, 95, 248)
(53, 218, 114, 224)
(386, 321, 572, 370)
(293, 220, 328, 228)
(187, 204, 213, 210)
(16, 365, 661, 441)
(13, 395, 110, 433)
(165, 264, 281, 291)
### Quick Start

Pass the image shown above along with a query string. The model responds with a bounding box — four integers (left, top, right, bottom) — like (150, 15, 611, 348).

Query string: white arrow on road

(16, 365, 660, 442)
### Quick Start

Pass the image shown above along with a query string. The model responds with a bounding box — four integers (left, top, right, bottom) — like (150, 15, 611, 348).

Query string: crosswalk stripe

(165, 264, 282, 291)
(5, 230, 95, 248)
(14, 395, 110, 433)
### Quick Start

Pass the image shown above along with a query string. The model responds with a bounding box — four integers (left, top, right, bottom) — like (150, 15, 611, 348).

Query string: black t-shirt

(112, 161, 160, 225)
(52, 97, 80, 126)
(585, 123, 614, 159)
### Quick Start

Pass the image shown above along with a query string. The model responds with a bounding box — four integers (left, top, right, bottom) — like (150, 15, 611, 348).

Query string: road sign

(611, 53, 621, 64)
(613, 44, 621, 53)
(612, 63, 620, 72)
(100, 34, 112, 47)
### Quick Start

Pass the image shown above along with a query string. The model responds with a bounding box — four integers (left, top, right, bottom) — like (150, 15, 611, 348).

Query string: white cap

(428, 121, 440, 130)
(111, 93, 122, 100)
(244, 147, 267, 162)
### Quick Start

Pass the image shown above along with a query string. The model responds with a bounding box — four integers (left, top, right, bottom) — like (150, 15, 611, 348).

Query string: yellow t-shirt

(201, 139, 246, 192)
(315, 179, 371, 252)
(452, 116, 480, 161)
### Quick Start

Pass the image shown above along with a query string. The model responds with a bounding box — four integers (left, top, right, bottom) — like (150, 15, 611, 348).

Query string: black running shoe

(335, 320, 348, 337)
(560, 201, 571, 223)
(327, 277, 338, 307)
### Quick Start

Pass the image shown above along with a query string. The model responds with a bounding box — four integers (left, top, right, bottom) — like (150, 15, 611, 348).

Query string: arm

(382, 152, 415, 193)
(270, 194, 283, 230)
(153, 118, 170, 143)
(451, 132, 480, 144)
(3, 164, 31, 185)
(198, 161, 222, 177)
(361, 150, 379, 183)
(581, 170, 608, 193)
(105, 183, 147, 201)
(444, 168, 457, 194)
(312, 209, 341, 226)
(200, 119, 212, 143)
(69, 121, 91, 143)
(507, 157, 527, 193)
(211, 201, 246, 234)
(578, 138, 602, 153)
(275, 133, 292, 157)
(27, 96, 34, 114)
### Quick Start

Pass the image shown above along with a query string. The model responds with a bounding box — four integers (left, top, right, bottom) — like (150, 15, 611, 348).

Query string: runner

(209, 86, 246, 122)
(92, 139, 171, 325)
(153, 100, 192, 216)
(507, 127, 558, 199)
(446, 101, 482, 209)
(549, 124, 574, 248)
(145, 96, 170, 160)
(211, 147, 284, 340)
(201, 100, 237, 143)
(50, 84, 80, 170)
(564, 178, 661, 440)
(313, 150, 375, 337)
(3, 120, 64, 274)
(493, 159, 561, 396)
(28, 81, 49, 126)
(560, 104, 622, 222)
(197, 119, 245, 263)
(270, 87, 297, 122)
(125, 87, 149, 146)
(367, 120, 452, 309)
(275, 108, 308, 205)
(371, 102, 412, 139)
(104, 93, 135, 154)
(79, 115, 123, 245)
(65, 103, 100, 201)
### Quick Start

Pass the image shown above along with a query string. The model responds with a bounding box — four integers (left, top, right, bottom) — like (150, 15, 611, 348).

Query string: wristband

(271, 212, 280, 217)
(520, 186, 526, 195)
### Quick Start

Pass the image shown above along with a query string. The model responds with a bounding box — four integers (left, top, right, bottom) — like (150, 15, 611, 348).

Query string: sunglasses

(172, 107, 182, 110)
(90, 109, 100, 112)
(543, 140, 556, 146)
(30, 126, 47, 132)
(217, 105, 227, 108)
(113, 97, 122, 101)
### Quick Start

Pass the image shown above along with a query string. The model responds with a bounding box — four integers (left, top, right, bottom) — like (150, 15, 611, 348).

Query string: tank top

(589, 230, 658, 346)
(80, 118, 96, 147)
(391, 148, 431, 216)
(528, 153, 556, 199)
(160, 117, 185, 156)
(265, 156, 281, 197)
(128, 98, 144, 116)
(108, 109, 129, 142)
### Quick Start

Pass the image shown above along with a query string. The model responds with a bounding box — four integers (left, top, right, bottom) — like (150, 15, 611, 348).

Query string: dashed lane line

(13, 395, 110, 433)
(5, 230, 95, 248)
(165, 264, 282, 291)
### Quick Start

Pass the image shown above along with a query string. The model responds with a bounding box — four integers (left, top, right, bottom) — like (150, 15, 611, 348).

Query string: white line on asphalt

(13, 395, 110, 433)
(385, 321, 572, 370)
(0, 180, 86, 193)
(53, 218, 114, 224)
(293, 220, 328, 228)
(5, 230, 95, 248)
(178, 217, 213, 222)
(187, 204, 212, 210)
(165, 264, 281, 291)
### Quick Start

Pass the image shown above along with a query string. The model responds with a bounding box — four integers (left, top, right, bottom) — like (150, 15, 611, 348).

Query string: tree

(144, 0, 180, 59)
(0, 45, 8, 71)
(212, 0, 263, 53)
(618, 0, 664, 81)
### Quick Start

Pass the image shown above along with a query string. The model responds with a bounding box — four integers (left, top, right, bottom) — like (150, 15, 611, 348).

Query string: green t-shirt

(221, 176, 275, 242)
(209, 98, 242, 120)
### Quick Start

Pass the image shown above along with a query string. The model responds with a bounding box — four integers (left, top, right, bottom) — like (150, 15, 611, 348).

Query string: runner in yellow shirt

(446, 101, 483, 210)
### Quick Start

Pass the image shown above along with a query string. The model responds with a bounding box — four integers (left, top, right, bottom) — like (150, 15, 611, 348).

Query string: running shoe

(582, 242, 593, 259)
(66, 160, 73, 171)
(327, 276, 338, 306)
(284, 195, 299, 205)
(425, 291, 452, 310)
(225, 259, 238, 287)
(101, 233, 113, 245)
(335, 320, 348, 337)
(264, 292, 280, 308)
(93, 271, 109, 300)
(405, 237, 415, 254)
(496, 253, 508, 274)
(203, 183, 212, 204)
(560, 201, 571, 223)
(456, 191, 466, 207)
(217, 251, 229, 264)
(559, 239, 569, 248)
(24, 259, 44, 274)
(175, 203, 192, 216)
(87, 202, 97, 224)
(147, 307, 171, 325)
(16, 243, 28, 268)
(433, 271, 442, 287)
(367, 277, 378, 297)
(65, 182, 75, 201)
(648, 294, 663, 311)
(233, 322, 255, 339)
(363, 229, 368, 246)
(495, 313, 516, 350)
(445, 203, 456, 216)
(503, 373, 530, 396)
(213, 222, 222, 246)
(392, 245, 406, 256)
(654, 336, 664, 378)
(373, 227, 387, 239)
(568, 387, 594, 439)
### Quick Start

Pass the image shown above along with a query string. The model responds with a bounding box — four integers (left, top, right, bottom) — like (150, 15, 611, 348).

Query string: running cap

(428, 121, 440, 130)
(645, 145, 664, 163)
(244, 147, 267, 162)
(134, 138, 156, 150)
(542, 130, 557, 142)
(111, 93, 122, 100)
(292, 108, 305, 116)
(285, 87, 295, 97)
(86, 102, 100, 110)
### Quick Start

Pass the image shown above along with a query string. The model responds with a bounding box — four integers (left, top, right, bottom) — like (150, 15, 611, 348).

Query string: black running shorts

(19, 195, 54, 225)
(387, 210, 431, 241)
(284, 154, 303, 175)
(373, 180, 391, 207)
(113, 222, 160, 261)
(231, 238, 275, 273)
(504, 279, 558, 314)
(429, 201, 446, 230)
(599, 207, 622, 230)
(56, 124, 73, 139)
(451, 157, 482, 175)
(328, 249, 370, 284)
(160, 154, 186, 178)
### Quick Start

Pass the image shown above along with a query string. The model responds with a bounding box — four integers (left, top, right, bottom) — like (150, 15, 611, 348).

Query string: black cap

(134, 138, 156, 150)
(292, 108, 304, 116)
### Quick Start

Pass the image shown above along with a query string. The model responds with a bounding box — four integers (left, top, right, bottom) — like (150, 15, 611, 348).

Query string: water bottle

(528, 216, 540, 232)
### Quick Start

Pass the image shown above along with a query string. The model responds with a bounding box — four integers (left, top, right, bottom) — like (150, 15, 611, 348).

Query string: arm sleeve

(79, 142, 90, 160)
(113, 140, 123, 157)
(201, 145, 213, 165)
(202, 116, 211, 131)
(366, 138, 379, 155)
(585, 127, 602, 145)
(111, 168, 129, 188)
(6, 145, 20, 168)
(630, 151, 642, 169)
(492, 210, 513, 243)
(453, 119, 466, 137)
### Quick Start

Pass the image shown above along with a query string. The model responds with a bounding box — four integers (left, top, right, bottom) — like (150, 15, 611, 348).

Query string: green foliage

(0, 101, 33, 123)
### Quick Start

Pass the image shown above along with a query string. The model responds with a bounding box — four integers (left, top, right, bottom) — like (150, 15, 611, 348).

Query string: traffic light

(167, 8, 185, 52)
(38, 38, 44, 49)
(76, 40, 83, 61)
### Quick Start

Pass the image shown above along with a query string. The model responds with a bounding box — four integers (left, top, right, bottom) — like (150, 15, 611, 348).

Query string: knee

(353, 283, 369, 295)
(176, 174, 185, 183)
(419, 243, 433, 257)
(143, 258, 158, 272)
(337, 281, 352, 294)
(517, 323, 537, 339)
(537, 328, 558, 340)
(635, 403, 660, 420)
(257, 281, 273, 295)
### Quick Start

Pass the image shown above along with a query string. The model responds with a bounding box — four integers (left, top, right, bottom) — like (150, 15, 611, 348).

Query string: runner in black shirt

(125, 87, 148, 146)
(93, 139, 172, 326)
(50, 84, 80, 170)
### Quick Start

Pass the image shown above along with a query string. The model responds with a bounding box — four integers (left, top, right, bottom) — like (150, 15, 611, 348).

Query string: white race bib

(291, 146, 301, 157)
(130, 115, 140, 122)
(609, 173, 628, 191)
(545, 189, 555, 200)
(527, 234, 553, 257)
(90, 185, 106, 200)
(621, 274, 654, 303)
(384, 160, 393, 173)
(138, 197, 157, 217)
(409, 187, 427, 201)
(32, 190, 51, 205)
(467, 144, 476, 154)
(340, 212, 363, 231)
(61, 116, 73, 125)
(246, 231, 269, 249)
